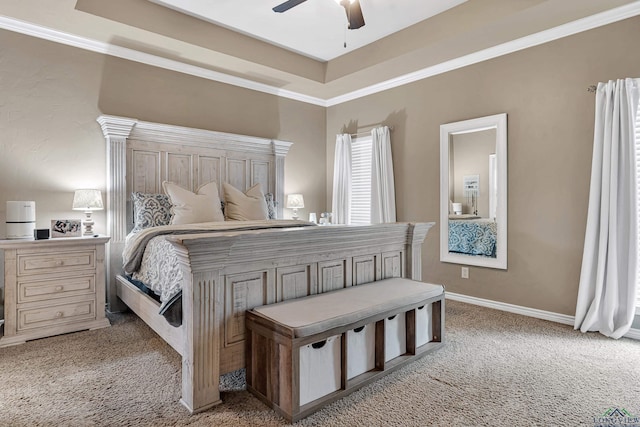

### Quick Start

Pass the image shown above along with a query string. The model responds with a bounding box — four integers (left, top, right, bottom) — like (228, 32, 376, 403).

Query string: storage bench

(245, 277, 445, 422)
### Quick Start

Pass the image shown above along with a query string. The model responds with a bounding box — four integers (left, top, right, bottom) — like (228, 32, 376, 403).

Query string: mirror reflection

(440, 113, 507, 270)
(448, 129, 497, 257)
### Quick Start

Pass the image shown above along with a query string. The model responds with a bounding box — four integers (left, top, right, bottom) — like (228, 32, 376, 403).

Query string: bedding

(163, 181, 225, 224)
(131, 192, 173, 233)
(223, 182, 269, 220)
(123, 220, 315, 325)
(265, 193, 277, 220)
(448, 218, 497, 257)
(131, 188, 277, 232)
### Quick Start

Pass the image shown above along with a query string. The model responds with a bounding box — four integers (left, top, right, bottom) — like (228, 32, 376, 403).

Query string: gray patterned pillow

(265, 193, 277, 220)
(131, 192, 173, 232)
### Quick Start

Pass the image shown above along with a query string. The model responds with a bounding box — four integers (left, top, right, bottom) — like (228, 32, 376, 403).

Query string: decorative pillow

(162, 181, 225, 225)
(131, 192, 173, 233)
(223, 182, 269, 221)
(265, 193, 277, 220)
(221, 197, 275, 218)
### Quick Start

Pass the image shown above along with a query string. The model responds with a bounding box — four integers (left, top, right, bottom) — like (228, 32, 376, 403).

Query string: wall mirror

(440, 113, 507, 269)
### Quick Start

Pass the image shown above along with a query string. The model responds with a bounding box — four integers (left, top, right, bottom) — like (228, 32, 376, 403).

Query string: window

(350, 136, 373, 225)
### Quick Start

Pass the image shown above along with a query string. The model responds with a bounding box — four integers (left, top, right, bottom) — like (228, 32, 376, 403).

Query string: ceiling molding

(2, 1, 640, 108)
(0, 15, 327, 107)
(325, 1, 640, 106)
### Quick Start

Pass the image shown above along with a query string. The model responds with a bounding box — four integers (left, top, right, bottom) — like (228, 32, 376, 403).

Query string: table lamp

(286, 193, 304, 220)
(72, 189, 104, 235)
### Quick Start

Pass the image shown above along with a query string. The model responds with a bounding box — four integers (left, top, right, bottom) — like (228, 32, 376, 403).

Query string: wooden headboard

(97, 115, 292, 312)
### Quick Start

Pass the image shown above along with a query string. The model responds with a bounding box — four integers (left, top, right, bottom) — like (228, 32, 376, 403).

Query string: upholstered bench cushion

(252, 278, 444, 338)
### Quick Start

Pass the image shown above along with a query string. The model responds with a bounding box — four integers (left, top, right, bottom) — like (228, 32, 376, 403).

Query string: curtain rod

(587, 85, 597, 93)
(348, 126, 394, 138)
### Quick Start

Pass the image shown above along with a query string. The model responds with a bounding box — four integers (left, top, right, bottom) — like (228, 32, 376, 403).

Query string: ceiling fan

(273, 0, 365, 30)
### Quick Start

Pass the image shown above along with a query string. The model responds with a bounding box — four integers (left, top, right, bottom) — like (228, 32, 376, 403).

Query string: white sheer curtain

(332, 133, 352, 224)
(370, 126, 396, 223)
(574, 78, 640, 339)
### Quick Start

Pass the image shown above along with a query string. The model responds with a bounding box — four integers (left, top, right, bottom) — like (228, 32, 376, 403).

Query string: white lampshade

(286, 194, 305, 209)
(72, 189, 104, 211)
(72, 189, 103, 236)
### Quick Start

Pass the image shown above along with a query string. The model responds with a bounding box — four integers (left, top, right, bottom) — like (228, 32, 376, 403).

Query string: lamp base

(82, 211, 95, 236)
(291, 208, 299, 220)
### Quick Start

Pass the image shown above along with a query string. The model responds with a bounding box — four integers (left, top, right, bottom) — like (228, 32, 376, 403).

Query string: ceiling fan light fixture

(273, 0, 364, 30)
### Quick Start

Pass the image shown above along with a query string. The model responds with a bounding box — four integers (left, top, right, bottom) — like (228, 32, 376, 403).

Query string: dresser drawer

(17, 250, 95, 276)
(17, 274, 96, 304)
(17, 299, 96, 332)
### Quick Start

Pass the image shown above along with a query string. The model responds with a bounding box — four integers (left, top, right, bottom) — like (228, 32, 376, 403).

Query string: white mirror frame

(439, 113, 507, 269)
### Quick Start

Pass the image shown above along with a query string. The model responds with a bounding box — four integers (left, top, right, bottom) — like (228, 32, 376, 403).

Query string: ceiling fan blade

(273, 0, 308, 13)
(341, 0, 365, 29)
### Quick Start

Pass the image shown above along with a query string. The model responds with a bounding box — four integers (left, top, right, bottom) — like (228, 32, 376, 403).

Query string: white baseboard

(445, 292, 640, 340)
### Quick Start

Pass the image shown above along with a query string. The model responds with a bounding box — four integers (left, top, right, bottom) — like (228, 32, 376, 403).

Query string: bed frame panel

(98, 115, 291, 313)
(97, 115, 434, 414)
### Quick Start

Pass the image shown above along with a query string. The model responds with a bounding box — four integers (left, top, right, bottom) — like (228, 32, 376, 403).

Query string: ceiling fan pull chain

(344, 21, 347, 48)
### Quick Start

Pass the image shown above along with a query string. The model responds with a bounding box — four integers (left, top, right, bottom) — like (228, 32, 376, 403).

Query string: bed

(97, 115, 434, 413)
(448, 218, 497, 257)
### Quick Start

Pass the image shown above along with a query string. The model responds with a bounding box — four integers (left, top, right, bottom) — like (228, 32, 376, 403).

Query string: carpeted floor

(0, 300, 639, 426)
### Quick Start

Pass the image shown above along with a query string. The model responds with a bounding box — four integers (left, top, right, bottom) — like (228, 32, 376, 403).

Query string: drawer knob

(55, 311, 64, 318)
(55, 260, 64, 266)
(55, 286, 64, 292)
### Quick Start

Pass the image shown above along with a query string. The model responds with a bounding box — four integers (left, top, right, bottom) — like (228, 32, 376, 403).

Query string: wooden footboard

(163, 222, 434, 413)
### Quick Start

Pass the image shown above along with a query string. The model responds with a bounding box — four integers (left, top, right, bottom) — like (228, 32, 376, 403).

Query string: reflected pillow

(131, 192, 173, 232)
(223, 182, 269, 221)
(163, 181, 225, 225)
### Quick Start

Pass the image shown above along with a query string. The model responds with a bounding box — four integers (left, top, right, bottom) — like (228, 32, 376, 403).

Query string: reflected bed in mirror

(440, 113, 507, 269)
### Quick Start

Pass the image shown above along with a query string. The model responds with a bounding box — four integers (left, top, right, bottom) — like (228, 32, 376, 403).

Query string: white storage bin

(299, 335, 342, 406)
(347, 324, 375, 379)
(416, 304, 433, 347)
(384, 313, 407, 362)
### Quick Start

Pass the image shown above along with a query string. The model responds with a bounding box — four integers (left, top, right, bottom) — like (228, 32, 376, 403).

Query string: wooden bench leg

(375, 320, 385, 370)
(432, 297, 444, 343)
(406, 309, 417, 355)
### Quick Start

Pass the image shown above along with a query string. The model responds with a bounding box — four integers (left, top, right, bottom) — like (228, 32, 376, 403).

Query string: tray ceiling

(0, 0, 638, 105)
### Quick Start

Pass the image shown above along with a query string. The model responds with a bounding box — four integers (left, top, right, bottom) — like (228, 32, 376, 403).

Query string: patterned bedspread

(448, 218, 497, 257)
(129, 235, 184, 309)
(123, 220, 315, 313)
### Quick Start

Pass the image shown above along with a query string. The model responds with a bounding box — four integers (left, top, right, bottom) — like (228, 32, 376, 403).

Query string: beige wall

(0, 30, 327, 239)
(451, 130, 496, 217)
(327, 15, 640, 316)
(1, 14, 639, 319)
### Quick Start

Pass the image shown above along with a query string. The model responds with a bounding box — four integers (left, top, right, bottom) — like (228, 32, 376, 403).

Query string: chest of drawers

(0, 236, 110, 347)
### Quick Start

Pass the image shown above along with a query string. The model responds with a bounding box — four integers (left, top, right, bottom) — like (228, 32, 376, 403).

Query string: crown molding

(2, 1, 640, 108)
(0, 15, 327, 107)
(325, 1, 640, 106)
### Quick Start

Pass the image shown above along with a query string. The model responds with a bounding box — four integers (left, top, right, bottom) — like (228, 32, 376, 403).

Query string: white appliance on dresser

(6, 201, 36, 239)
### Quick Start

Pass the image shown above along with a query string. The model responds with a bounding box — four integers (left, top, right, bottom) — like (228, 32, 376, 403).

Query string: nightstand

(0, 236, 110, 347)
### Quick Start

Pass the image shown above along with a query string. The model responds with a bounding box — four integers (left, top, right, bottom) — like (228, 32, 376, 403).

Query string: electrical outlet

(461, 267, 469, 279)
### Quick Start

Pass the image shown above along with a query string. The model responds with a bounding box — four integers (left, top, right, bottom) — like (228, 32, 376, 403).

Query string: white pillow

(162, 181, 225, 225)
(223, 182, 269, 221)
